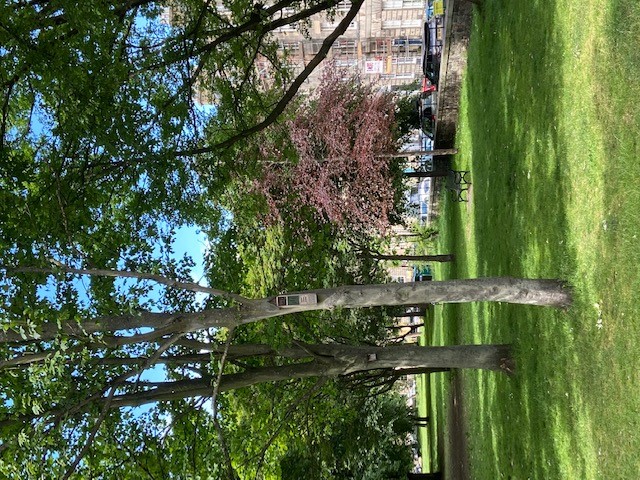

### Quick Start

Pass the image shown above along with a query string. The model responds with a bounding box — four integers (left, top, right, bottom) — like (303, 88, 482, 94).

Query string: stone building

(264, 0, 426, 90)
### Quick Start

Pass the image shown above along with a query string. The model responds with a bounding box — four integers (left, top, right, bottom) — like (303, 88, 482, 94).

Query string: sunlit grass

(423, 0, 640, 477)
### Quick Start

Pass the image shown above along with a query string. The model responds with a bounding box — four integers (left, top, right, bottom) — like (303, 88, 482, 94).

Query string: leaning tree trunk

(0, 278, 571, 343)
(96, 344, 512, 409)
(0, 343, 511, 428)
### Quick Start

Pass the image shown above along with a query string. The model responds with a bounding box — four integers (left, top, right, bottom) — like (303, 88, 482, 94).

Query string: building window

(381, 73, 416, 80)
(419, 179, 431, 193)
(335, 59, 358, 67)
(392, 56, 421, 64)
(279, 41, 300, 51)
(382, 0, 424, 9)
(306, 41, 323, 54)
(333, 39, 358, 56)
(383, 19, 422, 29)
(369, 39, 390, 54)
(321, 20, 357, 31)
(392, 37, 422, 48)
(275, 24, 298, 32)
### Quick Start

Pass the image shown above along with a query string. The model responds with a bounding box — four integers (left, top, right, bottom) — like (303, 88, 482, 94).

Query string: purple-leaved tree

(253, 67, 399, 233)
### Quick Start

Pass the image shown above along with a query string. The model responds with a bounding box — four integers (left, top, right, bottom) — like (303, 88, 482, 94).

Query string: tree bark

(407, 473, 442, 480)
(377, 148, 458, 158)
(103, 343, 513, 409)
(0, 278, 571, 343)
(366, 253, 454, 263)
(403, 170, 450, 178)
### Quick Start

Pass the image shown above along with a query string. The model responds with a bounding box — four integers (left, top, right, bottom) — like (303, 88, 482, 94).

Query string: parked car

(417, 94, 437, 137)
(422, 19, 442, 84)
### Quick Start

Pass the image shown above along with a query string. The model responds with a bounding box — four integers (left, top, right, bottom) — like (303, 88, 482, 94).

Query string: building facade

(260, 0, 427, 90)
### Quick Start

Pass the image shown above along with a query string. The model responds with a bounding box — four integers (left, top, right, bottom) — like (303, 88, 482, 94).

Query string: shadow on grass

(432, 0, 625, 477)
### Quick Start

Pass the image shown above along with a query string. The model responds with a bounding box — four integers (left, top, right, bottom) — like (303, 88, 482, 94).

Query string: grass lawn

(425, 0, 640, 478)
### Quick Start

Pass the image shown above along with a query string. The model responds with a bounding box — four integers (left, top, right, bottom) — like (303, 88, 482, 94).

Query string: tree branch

(251, 378, 327, 479)
(61, 385, 118, 480)
(4, 259, 249, 303)
(175, 0, 366, 155)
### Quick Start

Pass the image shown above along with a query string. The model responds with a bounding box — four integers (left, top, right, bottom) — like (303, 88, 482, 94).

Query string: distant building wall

(264, 0, 426, 90)
(387, 264, 414, 283)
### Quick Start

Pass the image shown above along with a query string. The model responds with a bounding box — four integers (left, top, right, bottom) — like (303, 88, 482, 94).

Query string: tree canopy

(250, 67, 402, 232)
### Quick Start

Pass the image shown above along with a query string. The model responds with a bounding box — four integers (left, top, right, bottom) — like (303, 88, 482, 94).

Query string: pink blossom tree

(253, 67, 400, 233)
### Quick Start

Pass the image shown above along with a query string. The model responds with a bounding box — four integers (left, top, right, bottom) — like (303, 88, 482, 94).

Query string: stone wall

(428, 0, 475, 221)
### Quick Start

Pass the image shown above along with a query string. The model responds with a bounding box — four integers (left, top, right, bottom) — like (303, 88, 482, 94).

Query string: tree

(0, 341, 511, 417)
(280, 393, 415, 480)
(1, 1, 373, 281)
(0, 263, 565, 412)
(1, 0, 365, 157)
(0, 1, 405, 472)
(250, 67, 403, 233)
(0, 266, 570, 345)
(0, 268, 568, 476)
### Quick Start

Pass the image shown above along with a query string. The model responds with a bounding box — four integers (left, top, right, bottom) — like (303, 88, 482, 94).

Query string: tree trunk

(0, 343, 510, 428)
(1, 278, 571, 343)
(367, 253, 454, 263)
(403, 170, 450, 178)
(407, 473, 442, 480)
(102, 343, 513, 409)
(377, 148, 458, 158)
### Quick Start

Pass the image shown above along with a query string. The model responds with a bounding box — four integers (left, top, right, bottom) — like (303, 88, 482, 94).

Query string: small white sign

(364, 60, 383, 74)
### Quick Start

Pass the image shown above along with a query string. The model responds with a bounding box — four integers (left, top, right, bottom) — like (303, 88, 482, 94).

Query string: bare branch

(4, 259, 249, 303)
